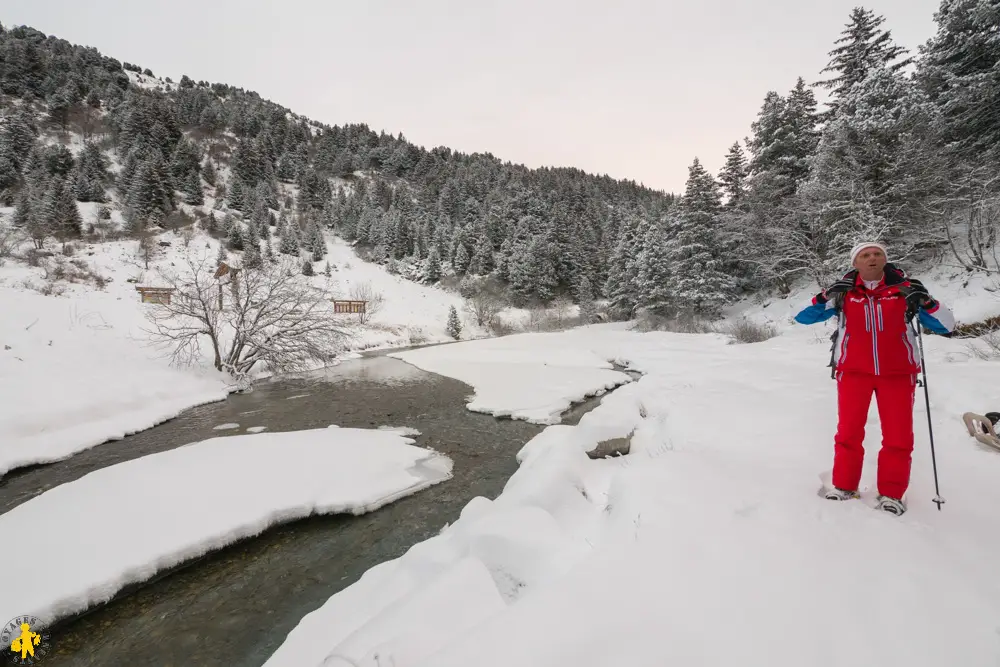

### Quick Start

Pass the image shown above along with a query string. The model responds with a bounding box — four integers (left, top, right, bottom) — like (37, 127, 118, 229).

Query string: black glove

(819, 277, 855, 303)
(899, 280, 935, 309)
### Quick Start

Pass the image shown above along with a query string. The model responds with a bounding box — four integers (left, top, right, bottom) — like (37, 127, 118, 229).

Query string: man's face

(853, 246, 887, 275)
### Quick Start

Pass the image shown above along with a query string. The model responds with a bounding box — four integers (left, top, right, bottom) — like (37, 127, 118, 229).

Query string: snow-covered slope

(264, 300, 1000, 666)
(318, 235, 472, 351)
(0, 218, 481, 477)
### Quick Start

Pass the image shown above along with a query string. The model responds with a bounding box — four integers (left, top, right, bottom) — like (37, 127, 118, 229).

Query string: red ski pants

(833, 371, 917, 499)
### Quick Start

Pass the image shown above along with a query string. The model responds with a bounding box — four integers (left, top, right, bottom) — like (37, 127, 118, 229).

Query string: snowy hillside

(0, 216, 488, 478)
(264, 316, 1000, 667)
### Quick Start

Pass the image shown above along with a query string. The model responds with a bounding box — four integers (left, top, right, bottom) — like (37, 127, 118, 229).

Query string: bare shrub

(716, 316, 779, 344)
(488, 317, 521, 337)
(958, 316, 1000, 360)
(633, 310, 714, 333)
(407, 326, 429, 345)
(22, 276, 67, 297)
(0, 224, 23, 266)
(35, 254, 110, 289)
(348, 281, 385, 324)
(964, 332, 1000, 360)
(462, 278, 507, 329)
(25, 249, 48, 267)
(953, 315, 1000, 339)
(143, 249, 355, 380)
(525, 299, 581, 332)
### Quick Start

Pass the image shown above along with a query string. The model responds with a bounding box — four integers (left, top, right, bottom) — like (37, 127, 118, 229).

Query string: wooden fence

(332, 300, 367, 315)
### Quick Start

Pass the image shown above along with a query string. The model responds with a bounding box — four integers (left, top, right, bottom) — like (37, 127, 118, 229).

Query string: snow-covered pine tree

(576, 274, 597, 324)
(0, 107, 38, 173)
(603, 212, 643, 318)
(918, 0, 1000, 160)
(747, 91, 787, 195)
(202, 159, 217, 186)
(183, 170, 203, 205)
(308, 221, 326, 261)
(803, 64, 940, 277)
(73, 142, 109, 202)
(815, 7, 912, 117)
(12, 187, 33, 229)
(228, 177, 246, 211)
(43, 176, 82, 245)
(471, 231, 494, 275)
(446, 305, 462, 339)
(263, 240, 277, 264)
(783, 78, 820, 186)
(244, 214, 261, 247)
(527, 234, 559, 301)
(169, 139, 201, 188)
(718, 142, 748, 209)
(279, 219, 299, 255)
(453, 242, 470, 274)
(254, 181, 279, 212)
(668, 158, 734, 317)
(243, 239, 263, 269)
(128, 152, 172, 220)
(636, 216, 673, 316)
(426, 246, 442, 282)
(227, 219, 245, 251)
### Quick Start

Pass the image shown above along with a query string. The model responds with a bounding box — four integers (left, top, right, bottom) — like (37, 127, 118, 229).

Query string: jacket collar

(842, 263, 907, 290)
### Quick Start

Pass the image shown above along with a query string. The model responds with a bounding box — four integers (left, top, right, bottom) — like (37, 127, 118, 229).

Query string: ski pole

(914, 319, 944, 510)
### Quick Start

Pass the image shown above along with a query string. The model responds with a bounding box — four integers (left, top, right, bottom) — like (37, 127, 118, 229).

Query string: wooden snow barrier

(135, 286, 176, 305)
(332, 300, 367, 315)
(961, 412, 1000, 452)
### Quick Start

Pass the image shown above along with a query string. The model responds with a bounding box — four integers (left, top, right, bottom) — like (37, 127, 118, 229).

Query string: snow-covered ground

(388, 329, 636, 424)
(264, 317, 1000, 667)
(0, 279, 229, 478)
(0, 426, 452, 627)
(0, 222, 480, 477)
(317, 235, 473, 353)
(6, 190, 1000, 665)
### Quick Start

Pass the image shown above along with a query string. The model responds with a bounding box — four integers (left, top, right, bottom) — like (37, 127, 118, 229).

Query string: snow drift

(0, 426, 452, 628)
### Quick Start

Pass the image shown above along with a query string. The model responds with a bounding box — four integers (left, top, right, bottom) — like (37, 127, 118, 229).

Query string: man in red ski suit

(794, 242, 956, 515)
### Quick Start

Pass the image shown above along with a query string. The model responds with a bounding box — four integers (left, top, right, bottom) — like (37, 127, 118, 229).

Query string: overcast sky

(5, 0, 941, 193)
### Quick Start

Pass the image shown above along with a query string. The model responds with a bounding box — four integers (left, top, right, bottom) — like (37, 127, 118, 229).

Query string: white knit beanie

(849, 241, 888, 265)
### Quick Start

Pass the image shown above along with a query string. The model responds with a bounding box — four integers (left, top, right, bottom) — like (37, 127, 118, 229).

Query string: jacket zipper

(868, 295, 880, 374)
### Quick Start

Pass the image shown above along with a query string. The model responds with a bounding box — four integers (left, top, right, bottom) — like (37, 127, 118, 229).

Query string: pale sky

(5, 0, 940, 193)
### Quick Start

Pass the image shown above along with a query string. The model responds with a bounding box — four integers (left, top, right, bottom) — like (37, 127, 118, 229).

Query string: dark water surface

(0, 354, 608, 667)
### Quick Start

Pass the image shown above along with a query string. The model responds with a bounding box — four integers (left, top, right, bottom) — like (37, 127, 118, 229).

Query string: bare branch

(347, 281, 385, 324)
(141, 247, 356, 383)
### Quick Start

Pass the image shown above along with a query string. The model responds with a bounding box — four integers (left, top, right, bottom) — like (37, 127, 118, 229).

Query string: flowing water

(0, 352, 621, 667)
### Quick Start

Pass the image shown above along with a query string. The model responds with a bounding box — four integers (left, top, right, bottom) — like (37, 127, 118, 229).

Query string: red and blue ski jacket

(795, 265, 956, 376)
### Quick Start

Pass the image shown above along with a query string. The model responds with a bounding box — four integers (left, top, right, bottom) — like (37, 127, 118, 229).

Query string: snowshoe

(876, 495, 906, 516)
(823, 487, 860, 501)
